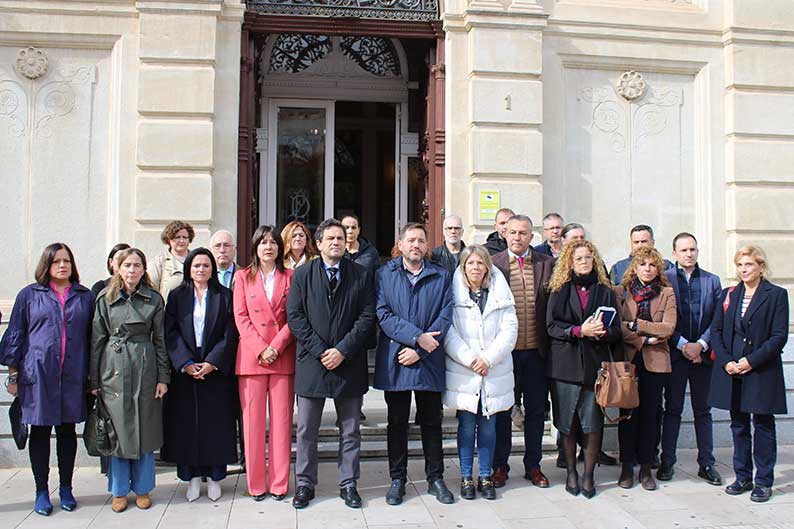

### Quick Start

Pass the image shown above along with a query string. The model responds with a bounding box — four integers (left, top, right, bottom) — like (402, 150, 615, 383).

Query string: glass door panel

(276, 107, 326, 231)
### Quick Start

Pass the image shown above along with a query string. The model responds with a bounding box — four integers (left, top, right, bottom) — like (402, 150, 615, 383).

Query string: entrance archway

(236, 14, 444, 264)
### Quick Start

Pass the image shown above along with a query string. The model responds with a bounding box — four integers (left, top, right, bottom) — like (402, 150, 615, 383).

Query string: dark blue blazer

(664, 266, 722, 364)
(708, 280, 789, 415)
(374, 257, 453, 392)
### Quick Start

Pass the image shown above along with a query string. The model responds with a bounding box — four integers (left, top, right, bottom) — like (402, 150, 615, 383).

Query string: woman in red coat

(234, 225, 295, 500)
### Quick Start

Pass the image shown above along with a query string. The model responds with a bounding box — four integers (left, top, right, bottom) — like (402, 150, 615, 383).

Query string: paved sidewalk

(3, 447, 794, 529)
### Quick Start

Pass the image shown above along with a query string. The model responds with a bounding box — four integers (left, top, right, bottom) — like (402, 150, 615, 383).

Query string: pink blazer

(233, 267, 296, 376)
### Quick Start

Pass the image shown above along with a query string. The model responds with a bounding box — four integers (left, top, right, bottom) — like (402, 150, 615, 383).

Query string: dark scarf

(571, 268, 598, 288)
(629, 277, 661, 321)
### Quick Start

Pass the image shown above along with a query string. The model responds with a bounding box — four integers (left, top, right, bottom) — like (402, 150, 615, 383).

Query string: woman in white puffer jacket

(444, 244, 518, 501)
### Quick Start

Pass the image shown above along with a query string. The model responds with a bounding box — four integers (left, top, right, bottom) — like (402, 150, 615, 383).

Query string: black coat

(546, 282, 623, 387)
(709, 280, 789, 415)
(430, 241, 465, 277)
(484, 231, 507, 256)
(161, 283, 238, 466)
(287, 258, 377, 398)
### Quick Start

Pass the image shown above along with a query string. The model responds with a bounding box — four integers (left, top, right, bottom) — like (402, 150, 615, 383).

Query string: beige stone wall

(443, 0, 794, 330)
(0, 0, 243, 315)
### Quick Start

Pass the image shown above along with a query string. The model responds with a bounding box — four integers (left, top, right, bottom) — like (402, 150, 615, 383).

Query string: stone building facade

(1, 0, 793, 464)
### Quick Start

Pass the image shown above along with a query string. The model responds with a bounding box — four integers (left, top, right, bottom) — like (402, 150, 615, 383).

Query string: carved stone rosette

(15, 47, 49, 80)
(616, 70, 645, 101)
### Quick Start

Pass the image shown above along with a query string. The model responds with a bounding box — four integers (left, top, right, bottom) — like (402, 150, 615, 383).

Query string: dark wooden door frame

(237, 13, 446, 262)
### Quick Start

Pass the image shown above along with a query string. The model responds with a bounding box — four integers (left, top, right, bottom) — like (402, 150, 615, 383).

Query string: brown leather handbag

(594, 350, 639, 423)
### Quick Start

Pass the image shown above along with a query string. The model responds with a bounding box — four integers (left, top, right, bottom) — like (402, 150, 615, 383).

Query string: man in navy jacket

(374, 222, 454, 506)
(657, 232, 723, 486)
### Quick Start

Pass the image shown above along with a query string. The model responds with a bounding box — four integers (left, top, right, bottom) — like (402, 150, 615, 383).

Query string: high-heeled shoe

(565, 470, 580, 496)
(581, 486, 596, 499)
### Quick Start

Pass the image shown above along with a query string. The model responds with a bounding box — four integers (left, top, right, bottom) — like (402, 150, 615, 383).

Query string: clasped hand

(258, 346, 278, 366)
(581, 315, 606, 338)
(470, 356, 489, 376)
(682, 342, 704, 364)
(417, 331, 441, 353)
(725, 357, 752, 375)
(185, 362, 217, 380)
(321, 348, 345, 370)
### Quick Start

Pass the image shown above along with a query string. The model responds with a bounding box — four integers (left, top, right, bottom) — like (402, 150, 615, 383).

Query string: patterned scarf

(629, 277, 661, 321)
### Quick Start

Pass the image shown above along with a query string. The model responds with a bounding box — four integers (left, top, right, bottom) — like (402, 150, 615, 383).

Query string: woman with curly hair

(615, 246, 677, 491)
(281, 221, 317, 269)
(546, 240, 622, 498)
(149, 220, 195, 302)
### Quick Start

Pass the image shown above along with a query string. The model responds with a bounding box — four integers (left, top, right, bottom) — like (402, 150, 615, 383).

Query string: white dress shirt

(261, 268, 276, 303)
(193, 289, 208, 348)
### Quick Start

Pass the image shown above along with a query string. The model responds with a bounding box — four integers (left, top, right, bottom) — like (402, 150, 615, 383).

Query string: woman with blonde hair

(150, 220, 195, 301)
(615, 246, 677, 492)
(546, 240, 622, 498)
(281, 221, 317, 269)
(709, 246, 788, 502)
(90, 248, 170, 513)
(445, 244, 517, 500)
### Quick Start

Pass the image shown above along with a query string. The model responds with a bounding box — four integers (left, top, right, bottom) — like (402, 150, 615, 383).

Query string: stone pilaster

(134, 0, 244, 254)
(444, 0, 548, 241)
(724, 0, 794, 327)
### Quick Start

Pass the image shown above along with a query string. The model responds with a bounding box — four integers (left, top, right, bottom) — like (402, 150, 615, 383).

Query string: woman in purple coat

(0, 243, 94, 516)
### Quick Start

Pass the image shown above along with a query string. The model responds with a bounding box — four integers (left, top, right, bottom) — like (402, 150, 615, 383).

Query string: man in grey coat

(287, 218, 377, 510)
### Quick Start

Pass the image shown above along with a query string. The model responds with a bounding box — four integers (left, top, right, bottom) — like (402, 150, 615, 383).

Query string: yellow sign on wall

(478, 190, 500, 221)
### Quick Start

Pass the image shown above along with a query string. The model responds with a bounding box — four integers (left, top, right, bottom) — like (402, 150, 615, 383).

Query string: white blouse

(261, 269, 276, 303)
(193, 289, 208, 348)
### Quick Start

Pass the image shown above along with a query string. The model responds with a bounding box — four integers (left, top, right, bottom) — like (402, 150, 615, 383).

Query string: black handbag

(9, 397, 28, 450)
(84, 393, 117, 457)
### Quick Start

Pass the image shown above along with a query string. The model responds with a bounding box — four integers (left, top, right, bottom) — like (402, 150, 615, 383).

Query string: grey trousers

(295, 395, 363, 488)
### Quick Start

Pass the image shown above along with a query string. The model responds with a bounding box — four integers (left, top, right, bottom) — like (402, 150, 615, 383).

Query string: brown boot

(639, 464, 657, 491)
(111, 496, 128, 513)
(618, 463, 634, 489)
(135, 493, 152, 509)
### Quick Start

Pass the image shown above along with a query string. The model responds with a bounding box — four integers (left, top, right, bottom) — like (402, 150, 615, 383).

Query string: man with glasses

(210, 230, 238, 290)
(534, 213, 564, 259)
(431, 214, 466, 276)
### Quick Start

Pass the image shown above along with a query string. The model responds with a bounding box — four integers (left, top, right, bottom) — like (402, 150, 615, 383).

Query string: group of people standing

(0, 210, 788, 518)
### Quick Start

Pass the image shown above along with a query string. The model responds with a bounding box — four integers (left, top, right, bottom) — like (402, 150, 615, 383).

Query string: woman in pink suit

(234, 225, 295, 501)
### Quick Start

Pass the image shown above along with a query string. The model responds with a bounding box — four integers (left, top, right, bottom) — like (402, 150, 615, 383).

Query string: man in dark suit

(210, 230, 239, 290)
(658, 233, 723, 485)
(490, 214, 554, 488)
(287, 218, 377, 510)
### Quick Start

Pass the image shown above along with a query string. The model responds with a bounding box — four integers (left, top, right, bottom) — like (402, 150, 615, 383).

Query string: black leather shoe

(725, 479, 753, 495)
(656, 463, 674, 481)
(252, 492, 267, 502)
(340, 486, 362, 509)
(598, 451, 618, 466)
(271, 493, 287, 501)
(428, 479, 454, 504)
(386, 479, 406, 506)
(698, 465, 723, 486)
(460, 477, 475, 500)
(750, 485, 772, 503)
(292, 486, 315, 509)
(581, 486, 596, 499)
(556, 452, 567, 469)
(477, 477, 496, 500)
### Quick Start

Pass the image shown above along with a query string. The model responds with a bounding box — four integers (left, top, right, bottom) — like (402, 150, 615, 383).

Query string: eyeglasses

(444, 226, 463, 231)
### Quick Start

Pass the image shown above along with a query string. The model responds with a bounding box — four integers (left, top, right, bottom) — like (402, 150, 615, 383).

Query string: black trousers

(29, 424, 77, 492)
(661, 360, 715, 467)
(619, 357, 669, 465)
(385, 390, 444, 482)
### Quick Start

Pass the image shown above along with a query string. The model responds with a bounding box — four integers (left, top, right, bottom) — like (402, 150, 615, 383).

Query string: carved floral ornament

(616, 70, 645, 101)
(15, 47, 49, 80)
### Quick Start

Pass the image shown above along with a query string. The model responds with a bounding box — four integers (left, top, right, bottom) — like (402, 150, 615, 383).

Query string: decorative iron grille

(247, 0, 439, 21)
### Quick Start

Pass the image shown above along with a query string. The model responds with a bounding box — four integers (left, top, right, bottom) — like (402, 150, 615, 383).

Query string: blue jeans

(458, 405, 497, 478)
(108, 452, 156, 496)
